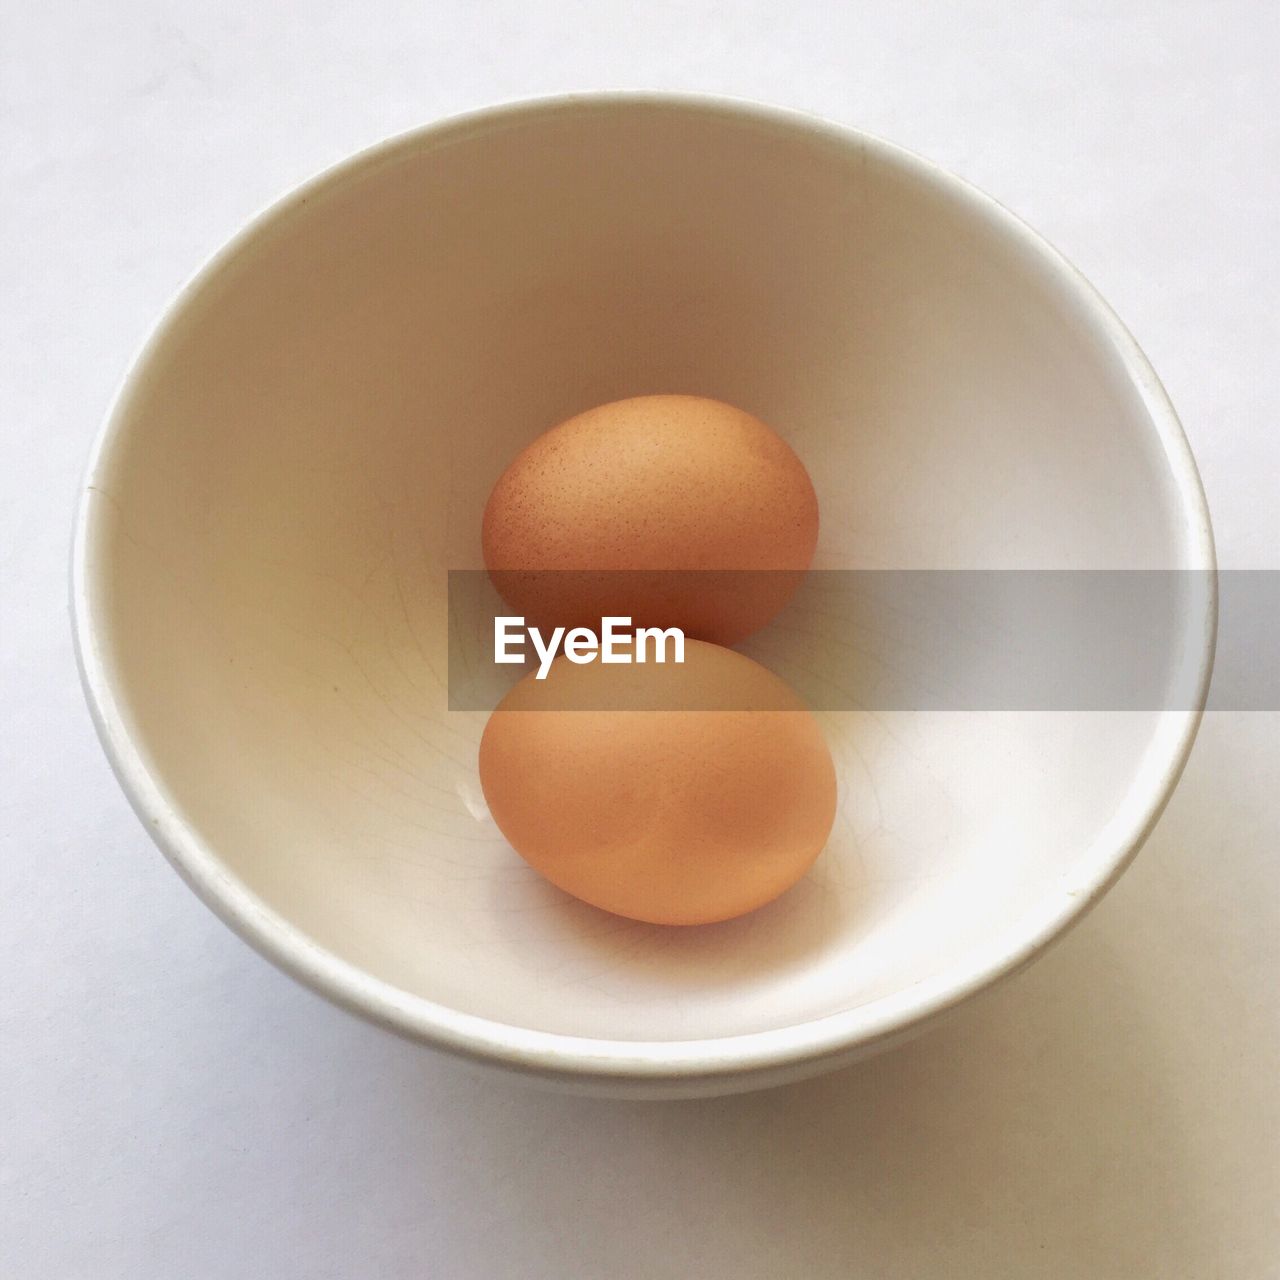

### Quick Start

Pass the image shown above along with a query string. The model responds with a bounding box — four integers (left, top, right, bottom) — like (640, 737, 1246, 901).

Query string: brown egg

(478, 640, 837, 925)
(481, 395, 819, 646)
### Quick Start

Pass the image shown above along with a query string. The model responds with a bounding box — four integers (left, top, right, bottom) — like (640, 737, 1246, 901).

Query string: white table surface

(4, 3, 1278, 1276)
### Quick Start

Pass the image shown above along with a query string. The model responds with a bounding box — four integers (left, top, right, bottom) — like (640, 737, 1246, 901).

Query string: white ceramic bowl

(73, 95, 1215, 1098)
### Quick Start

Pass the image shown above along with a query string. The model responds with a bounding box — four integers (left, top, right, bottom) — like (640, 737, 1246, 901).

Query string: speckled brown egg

(481, 395, 819, 645)
(478, 640, 837, 925)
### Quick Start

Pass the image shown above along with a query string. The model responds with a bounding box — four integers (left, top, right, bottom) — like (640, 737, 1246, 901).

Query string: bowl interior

(82, 100, 1207, 1047)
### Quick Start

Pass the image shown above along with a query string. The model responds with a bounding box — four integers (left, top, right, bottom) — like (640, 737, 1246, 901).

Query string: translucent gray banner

(447, 570, 1273, 711)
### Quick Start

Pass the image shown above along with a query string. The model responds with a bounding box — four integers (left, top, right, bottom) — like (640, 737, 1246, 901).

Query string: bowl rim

(71, 90, 1218, 1089)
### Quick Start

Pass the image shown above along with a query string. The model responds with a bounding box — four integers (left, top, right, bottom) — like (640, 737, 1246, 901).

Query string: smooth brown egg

(478, 640, 837, 925)
(481, 395, 819, 646)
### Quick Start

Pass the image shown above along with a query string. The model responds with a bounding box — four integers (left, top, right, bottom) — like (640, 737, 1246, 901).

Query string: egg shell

(481, 395, 819, 645)
(478, 640, 837, 925)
